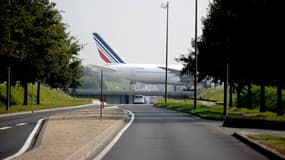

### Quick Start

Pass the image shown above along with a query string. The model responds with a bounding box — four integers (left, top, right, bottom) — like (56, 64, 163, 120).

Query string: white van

(133, 95, 145, 104)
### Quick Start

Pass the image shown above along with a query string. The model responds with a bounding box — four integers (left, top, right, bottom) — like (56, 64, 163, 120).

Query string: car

(133, 95, 145, 104)
(149, 96, 157, 104)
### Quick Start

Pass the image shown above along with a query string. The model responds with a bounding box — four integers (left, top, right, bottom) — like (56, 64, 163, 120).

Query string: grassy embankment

(155, 86, 285, 121)
(0, 83, 92, 114)
(155, 98, 285, 121)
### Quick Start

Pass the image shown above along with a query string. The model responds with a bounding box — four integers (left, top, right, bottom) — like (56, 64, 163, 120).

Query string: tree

(177, 0, 285, 114)
(0, 0, 84, 106)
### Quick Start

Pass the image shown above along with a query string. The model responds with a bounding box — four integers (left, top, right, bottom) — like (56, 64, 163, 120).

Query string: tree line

(0, 0, 83, 107)
(177, 0, 285, 115)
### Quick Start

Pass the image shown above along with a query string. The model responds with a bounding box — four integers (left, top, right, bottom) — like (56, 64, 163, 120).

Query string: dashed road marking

(4, 118, 46, 160)
(0, 126, 12, 130)
(16, 123, 28, 126)
(0, 122, 28, 131)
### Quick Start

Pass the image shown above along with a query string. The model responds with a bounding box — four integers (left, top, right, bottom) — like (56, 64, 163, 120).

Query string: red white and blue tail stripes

(93, 33, 126, 64)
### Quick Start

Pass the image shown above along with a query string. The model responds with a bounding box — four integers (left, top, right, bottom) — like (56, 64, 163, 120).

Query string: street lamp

(100, 69, 104, 118)
(6, 0, 11, 111)
(161, 1, 169, 103)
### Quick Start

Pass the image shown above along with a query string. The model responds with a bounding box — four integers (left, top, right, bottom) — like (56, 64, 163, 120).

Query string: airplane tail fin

(93, 33, 126, 64)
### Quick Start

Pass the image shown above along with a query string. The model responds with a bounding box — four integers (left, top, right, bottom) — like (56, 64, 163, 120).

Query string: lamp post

(6, 0, 11, 111)
(161, 1, 169, 103)
(100, 69, 103, 118)
(194, 0, 198, 109)
(6, 67, 10, 111)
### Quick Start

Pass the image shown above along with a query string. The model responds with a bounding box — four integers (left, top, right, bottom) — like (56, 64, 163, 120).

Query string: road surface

(103, 104, 267, 160)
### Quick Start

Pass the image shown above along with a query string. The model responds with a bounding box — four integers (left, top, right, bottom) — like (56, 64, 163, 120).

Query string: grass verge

(247, 134, 285, 156)
(155, 98, 285, 122)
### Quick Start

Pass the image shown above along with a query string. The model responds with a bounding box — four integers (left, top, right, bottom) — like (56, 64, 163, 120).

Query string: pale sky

(51, 0, 210, 66)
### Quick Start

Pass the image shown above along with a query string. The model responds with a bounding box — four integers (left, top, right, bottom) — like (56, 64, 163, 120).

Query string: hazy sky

(51, 0, 211, 66)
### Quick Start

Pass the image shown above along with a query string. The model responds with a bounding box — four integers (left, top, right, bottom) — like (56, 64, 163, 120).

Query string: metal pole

(164, 1, 169, 103)
(223, 59, 229, 116)
(32, 83, 34, 113)
(37, 81, 40, 104)
(6, 67, 10, 111)
(32, 83, 34, 105)
(194, 0, 198, 109)
(73, 87, 75, 104)
(6, 0, 11, 111)
(100, 69, 103, 118)
(101, 70, 105, 109)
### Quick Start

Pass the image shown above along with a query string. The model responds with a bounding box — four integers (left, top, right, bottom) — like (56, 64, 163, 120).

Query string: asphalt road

(0, 104, 100, 159)
(103, 104, 268, 160)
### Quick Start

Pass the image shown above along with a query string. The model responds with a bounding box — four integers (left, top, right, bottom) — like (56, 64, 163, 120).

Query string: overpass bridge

(75, 89, 193, 104)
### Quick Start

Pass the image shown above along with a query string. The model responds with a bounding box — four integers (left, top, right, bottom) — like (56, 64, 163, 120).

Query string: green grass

(248, 134, 285, 155)
(155, 98, 285, 121)
(199, 87, 285, 112)
(199, 88, 225, 102)
(155, 98, 228, 119)
(0, 83, 92, 114)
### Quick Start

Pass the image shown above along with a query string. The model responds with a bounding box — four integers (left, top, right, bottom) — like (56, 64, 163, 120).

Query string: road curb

(11, 107, 129, 160)
(233, 132, 285, 160)
(32, 118, 48, 149)
(67, 107, 133, 160)
(93, 109, 134, 160)
(224, 118, 285, 130)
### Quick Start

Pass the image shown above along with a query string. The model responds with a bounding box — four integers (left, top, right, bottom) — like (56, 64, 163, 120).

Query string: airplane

(89, 33, 192, 90)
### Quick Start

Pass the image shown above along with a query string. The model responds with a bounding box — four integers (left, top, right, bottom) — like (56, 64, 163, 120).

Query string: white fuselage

(92, 33, 187, 85)
(104, 64, 183, 84)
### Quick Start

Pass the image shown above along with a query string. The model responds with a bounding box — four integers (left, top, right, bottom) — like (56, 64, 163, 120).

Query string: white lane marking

(93, 109, 135, 160)
(16, 123, 28, 126)
(0, 126, 12, 130)
(4, 118, 46, 160)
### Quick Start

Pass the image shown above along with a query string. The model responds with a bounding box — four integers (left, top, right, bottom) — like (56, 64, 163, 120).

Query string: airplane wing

(157, 66, 181, 75)
(88, 64, 118, 72)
